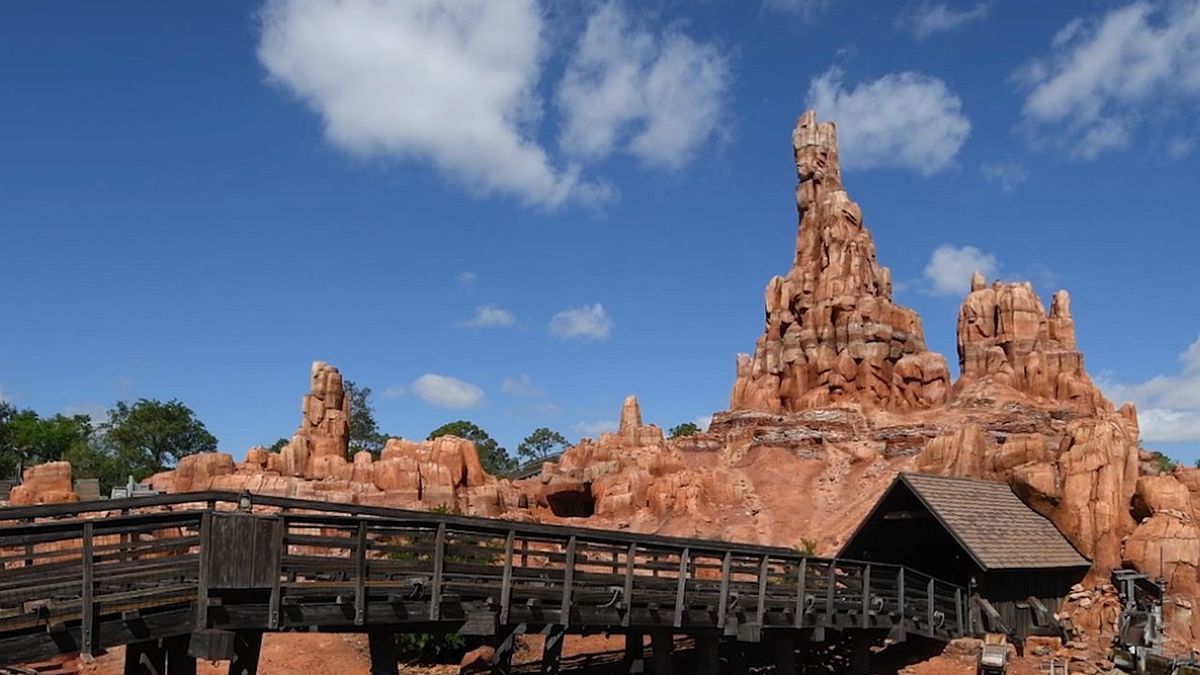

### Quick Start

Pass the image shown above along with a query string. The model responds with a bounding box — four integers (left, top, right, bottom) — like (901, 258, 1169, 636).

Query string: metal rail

(0, 492, 967, 666)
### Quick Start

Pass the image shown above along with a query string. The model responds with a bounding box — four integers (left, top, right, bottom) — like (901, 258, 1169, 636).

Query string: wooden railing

(0, 492, 967, 665)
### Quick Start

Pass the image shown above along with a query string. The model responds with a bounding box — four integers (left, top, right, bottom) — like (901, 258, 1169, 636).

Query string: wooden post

(848, 631, 870, 675)
(165, 635, 196, 675)
(772, 633, 796, 674)
(429, 522, 447, 621)
(354, 521, 368, 626)
(368, 631, 398, 675)
(651, 633, 673, 675)
(561, 536, 576, 627)
(696, 637, 720, 675)
(926, 577, 935, 632)
(861, 564, 871, 629)
(500, 531, 515, 625)
(673, 548, 689, 628)
(954, 587, 964, 636)
(123, 640, 166, 675)
(82, 521, 95, 658)
(268, 518, 283, 630)
(717, 552, 732, 629)
(622, 543, 637, 628)
(825, 561, 836, 623)
(227, 631, 263, 675)
(540, 625, 565, 675)
(794, 557, 807, 628)
(897, 567, 905, 624)
(623, 632, 646, 674)
(196, 512, 212, 630)
(755, 556, 769, 631)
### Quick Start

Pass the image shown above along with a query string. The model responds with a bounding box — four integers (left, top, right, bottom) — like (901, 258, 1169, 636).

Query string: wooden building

(841, 473, 1090, 639)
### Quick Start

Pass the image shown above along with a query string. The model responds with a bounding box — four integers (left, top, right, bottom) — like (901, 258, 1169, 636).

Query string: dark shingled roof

(896, 473, 1090, 571)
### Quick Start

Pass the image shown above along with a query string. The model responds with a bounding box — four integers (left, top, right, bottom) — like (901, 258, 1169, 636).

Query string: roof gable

(894, 473, 1090, 571)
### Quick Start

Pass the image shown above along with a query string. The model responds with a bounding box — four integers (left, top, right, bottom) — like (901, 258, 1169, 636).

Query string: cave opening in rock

(546, 483, 595, 518)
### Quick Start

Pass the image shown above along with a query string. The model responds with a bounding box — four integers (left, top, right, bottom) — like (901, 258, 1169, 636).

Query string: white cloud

(457, 271, 478, 291)
(532, 402, 562, 415)
(1168, 137, 1196, 160)
(63, 404, 108, 424)
(923, 245, 998, 296)
(762, 0, 832, 18)
(381, 386, 405, 399)
(411, 374, 485, 409)
(806, 67, 971, 174)
(575, 420, 618, 437)
(501, 374, 543, 397)
(257, 0, 609, 208)
(980, 160, 1028, 192)
(460, 305, 517, 328)
(898, 2, 991, 40)
(549, 304, 613, 340)
(1015, 0, 1200, 160)
(692, 414, 713, 432)
(557, 2, 730, 169)
(1102, 335, 1200, 443)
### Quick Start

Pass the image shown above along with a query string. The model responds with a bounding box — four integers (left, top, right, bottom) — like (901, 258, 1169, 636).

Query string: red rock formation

(278, 361, 351, 478)
(8, 461, 78, 506)
(730, 111, 950, 414)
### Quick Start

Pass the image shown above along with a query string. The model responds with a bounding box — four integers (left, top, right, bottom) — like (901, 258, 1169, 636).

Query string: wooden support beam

(227, 632, 262, 675)
(196, 512, 212, 631)
(499, 531, 515, 625)
(429, 522, 447, 621)
(882, 510, 931, 520)
(825, 561, 836, 622)
(651, 633, 673, 675)
(540, 625, 565, 675)
(926, 578, 935, 632)
(354, 521, 368, 626)
(82, 521, 95, 658)
(848, 632, 870, 675)
(673, 548, 689, 628)
(561, 536, 576, 627)
(696, 637, 720, 675)
(755, 556, 769, 631)
(623, 632, 645, 675)
(955, 588, 964, 636)
(165, 635, 196, 675)
(772, 633, 796, 675)
(622, 543, 636, 628)
(794, 557, 806, 628)
(717, 552, 732, 629)
(861, 563, 871, 629)
(124, 639, 166, 675)
(368, 631, 398, 675)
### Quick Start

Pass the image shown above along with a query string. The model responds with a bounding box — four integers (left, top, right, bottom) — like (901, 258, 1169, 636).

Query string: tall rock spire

(730, 111, 950, 413)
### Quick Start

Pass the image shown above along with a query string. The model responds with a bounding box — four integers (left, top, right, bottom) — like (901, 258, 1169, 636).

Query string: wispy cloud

(980, 160, 1028, 192)
(411, 374, 485, 409)
(1014, 0, 1200, 160)
(1100, 334, 1200, 443)
(897, 2, 991, 40)
(381, 386, 405, 399)
(460, 305, 517, 328)
(806, 67, 970, 175)
(501, 374, 543, 397)
(549, 304, 613, 340)
(575, 420, 617, 437)
(457, 271, 478, 292)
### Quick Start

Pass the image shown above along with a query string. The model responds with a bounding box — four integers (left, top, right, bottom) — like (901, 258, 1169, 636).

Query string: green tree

(344, 380, 386, 454)
(104, 399, 217, 475)
(668, 422, 701, 438)
(516, 427, 569, 462)
(428, 421, 516, 475)
(0, 403, 92, 478)
(266, 437, 289, 453)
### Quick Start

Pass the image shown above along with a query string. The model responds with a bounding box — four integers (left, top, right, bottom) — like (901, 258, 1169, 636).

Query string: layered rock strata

(730, 111, 950, 413)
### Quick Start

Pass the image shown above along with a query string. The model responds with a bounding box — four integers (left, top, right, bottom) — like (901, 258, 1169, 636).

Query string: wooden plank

(794, 557, 807, 628)
(622, 543, 636, 628)
(81, 522, 94, 657)
(429, 523, 446, 620)
(755, 555, 769, 630)
(861, 563, 871, 629)
(926, 577, 935, 631)
(561, 536, 576, 628)
(196, 512, 211, 630)
(897, 567, 905, 625)
(367, 631, 398, 675)
(268, 520, 283, 630)
(499, 531, 515, 625)
(717, 552, 732, 629)
(825, 561, 836, 623)
(954, 587, 963, 636)
(540, 624, 565, 675)
(354, 521, 367, 626)
(673, 548, 689, 628)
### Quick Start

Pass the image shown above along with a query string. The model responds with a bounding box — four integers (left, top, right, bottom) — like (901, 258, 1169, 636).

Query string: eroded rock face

(730, 111, 950, 414)
(277, 361, 351, 478)
(8, 461, 78, 506)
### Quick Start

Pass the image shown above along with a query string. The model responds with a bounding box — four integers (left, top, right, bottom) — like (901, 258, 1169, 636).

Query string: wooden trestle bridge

(0, 492, 968, 674)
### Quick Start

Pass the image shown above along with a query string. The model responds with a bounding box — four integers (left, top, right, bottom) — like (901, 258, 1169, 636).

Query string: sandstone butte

(13, 111, 1200, 653)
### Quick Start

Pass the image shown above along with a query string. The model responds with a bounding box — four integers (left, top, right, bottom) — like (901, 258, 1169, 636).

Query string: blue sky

(2, 0, 1199, 461)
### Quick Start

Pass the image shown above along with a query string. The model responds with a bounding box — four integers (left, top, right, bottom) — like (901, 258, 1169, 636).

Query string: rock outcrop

(8, 461, 78, 506)
(277, 361, 351, 478)
(730, 111, 950, 414)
